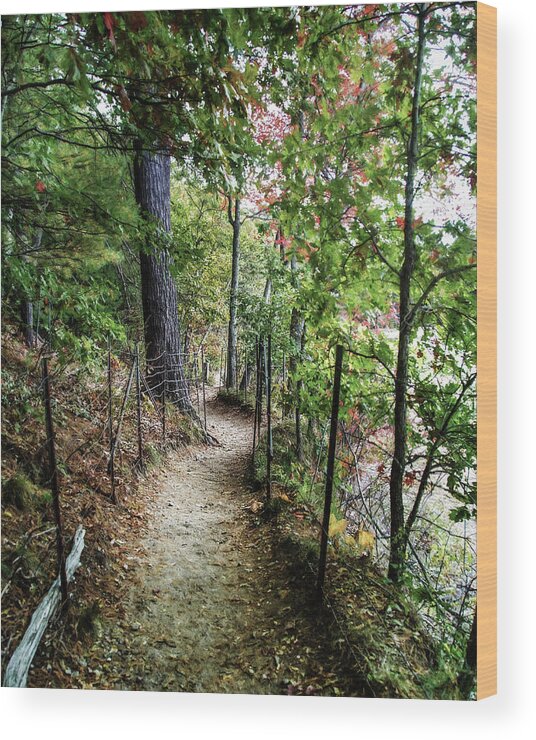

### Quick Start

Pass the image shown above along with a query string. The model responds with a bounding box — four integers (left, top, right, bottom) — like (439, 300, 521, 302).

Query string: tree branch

(404, 372, 476, 540)
(407, 263, 476, 327)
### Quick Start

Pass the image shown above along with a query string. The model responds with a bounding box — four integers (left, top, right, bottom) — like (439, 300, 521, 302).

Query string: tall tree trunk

(20, 299, 34, 347)
(287, 108, 307, 427)
(387, 8, 427, 583)
(17, 226, 42, 347)
(263, 267, 272, 304)
(289, 253, 305, 427)
(226, 197, 240, 389)
(133, 145, 192, 413)
(295, 323, 306, 460)
(239, 361, 254, 391)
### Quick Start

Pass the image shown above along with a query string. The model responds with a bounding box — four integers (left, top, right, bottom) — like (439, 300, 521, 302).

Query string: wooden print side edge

(476, 1, 497, 701)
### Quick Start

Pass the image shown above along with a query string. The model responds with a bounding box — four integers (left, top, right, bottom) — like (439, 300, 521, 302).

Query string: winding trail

(92, 393, 350, 695)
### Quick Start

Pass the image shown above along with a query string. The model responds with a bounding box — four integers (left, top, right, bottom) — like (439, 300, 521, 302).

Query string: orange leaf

(116, 85, 132, 112)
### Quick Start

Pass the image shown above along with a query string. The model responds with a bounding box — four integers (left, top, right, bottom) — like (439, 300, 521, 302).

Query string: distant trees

(2, 8, 296, 396)
(226, 197, 241, 390)
(272, 2, 476, 586)
(257, 5, 478, 679)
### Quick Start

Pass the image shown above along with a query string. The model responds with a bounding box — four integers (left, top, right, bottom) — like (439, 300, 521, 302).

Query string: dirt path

(83, 393, 353, 695)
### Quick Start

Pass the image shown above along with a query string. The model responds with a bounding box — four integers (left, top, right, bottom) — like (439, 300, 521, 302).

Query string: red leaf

(35, 180, 46, 193)
(115, 85, 132, 112)
(103, 12, 117, 50)
(126, 11, 147, 32)
(103, 12, 114, 31)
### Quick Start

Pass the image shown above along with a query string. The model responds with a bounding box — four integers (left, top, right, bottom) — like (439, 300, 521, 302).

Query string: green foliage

(2, 473, 36, 511)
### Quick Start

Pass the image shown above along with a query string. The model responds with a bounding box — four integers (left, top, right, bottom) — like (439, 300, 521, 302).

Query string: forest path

(90, 391, 347, 695)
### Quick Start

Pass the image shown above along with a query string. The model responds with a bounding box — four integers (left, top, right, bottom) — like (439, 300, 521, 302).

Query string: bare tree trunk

(289, 253, 305, 448)
(388, 8, 427, 583)
(239, 361, 254, 391)
(226, 197, 240, 389)
(133, 144, 192, 413)
(18, 227, 43, 347)
(20, 299, 34, 347)
(287, 107, 307, 427)
(295, 324, 306, 460)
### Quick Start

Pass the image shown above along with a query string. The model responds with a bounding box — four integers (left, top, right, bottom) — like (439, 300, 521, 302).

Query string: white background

(1, 1, 534, 738)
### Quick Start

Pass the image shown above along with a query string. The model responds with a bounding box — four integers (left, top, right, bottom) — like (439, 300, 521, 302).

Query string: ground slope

(39, 394, 360, 696)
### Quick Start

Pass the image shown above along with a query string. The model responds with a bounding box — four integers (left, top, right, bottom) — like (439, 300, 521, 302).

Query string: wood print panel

(476, 1, 497, 701)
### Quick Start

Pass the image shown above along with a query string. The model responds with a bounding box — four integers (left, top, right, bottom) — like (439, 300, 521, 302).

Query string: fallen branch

(2, 525, 85, 688)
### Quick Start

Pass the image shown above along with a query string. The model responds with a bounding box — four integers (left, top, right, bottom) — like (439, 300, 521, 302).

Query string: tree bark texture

(387, 8, 427, 583)
(226, 197, 240, 389)
(295, 324, 306, 460)
(133, 146, 192, 413)
(20, 299, 34, 347)
(239, 362, 254, 391)
(288, 253, 305, 466)
(17, 226, 42, 347)
(288, 252, 305, 400)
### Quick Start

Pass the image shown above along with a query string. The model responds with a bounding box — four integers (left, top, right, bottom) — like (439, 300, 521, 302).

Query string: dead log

(2, 525, 85, 688)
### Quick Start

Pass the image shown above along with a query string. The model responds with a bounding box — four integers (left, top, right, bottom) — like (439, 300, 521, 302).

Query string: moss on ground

(2, 473, 38, 511)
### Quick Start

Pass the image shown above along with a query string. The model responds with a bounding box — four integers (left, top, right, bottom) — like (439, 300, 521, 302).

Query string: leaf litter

(25, 392, 362, 696)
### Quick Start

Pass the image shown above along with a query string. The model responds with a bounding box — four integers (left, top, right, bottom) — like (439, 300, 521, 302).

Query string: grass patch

(2, 473, 38, 511)
(145, 443, 162, 467)
(253, 420, 327, 516)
